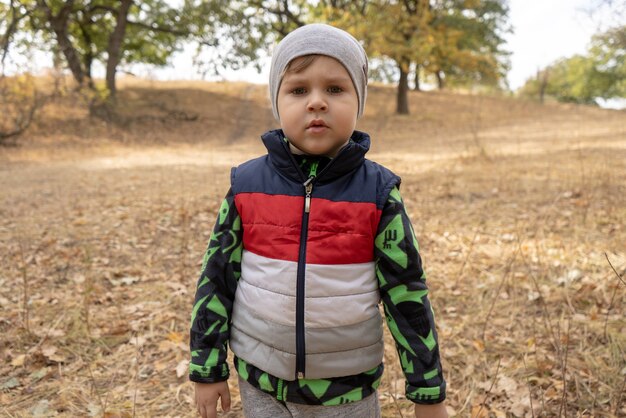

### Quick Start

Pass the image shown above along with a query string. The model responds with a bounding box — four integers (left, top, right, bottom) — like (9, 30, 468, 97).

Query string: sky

(504, 0, 618, 90)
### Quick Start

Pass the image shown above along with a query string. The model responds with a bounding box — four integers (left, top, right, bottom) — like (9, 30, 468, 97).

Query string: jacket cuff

(405, 382, 446, 404)
(189, 363, 229, 383)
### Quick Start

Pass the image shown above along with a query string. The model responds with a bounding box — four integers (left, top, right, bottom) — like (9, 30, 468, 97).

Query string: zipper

(296, 175, 315, 379)
(304, 176, 314, 213)
(284, 141, 346, 379)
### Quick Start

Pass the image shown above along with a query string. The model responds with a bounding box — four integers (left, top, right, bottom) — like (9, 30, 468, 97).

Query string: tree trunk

(413, 63, 421, 91)
(436, 70, 445, 90)
(539, 69, 549, 104)
(106, 0, 133, 100)
(396, 62, 410, 115)
(79, 16, 95, 89)
(41, 0, 86, 86)
(84, 52, 94, 89)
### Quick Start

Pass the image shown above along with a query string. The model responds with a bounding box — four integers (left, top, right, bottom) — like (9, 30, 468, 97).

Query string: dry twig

(473, 357, 502, 418)
(558, 319, 571, 417)
(603, 252, 625, 339)
(480, 247, 519, 341)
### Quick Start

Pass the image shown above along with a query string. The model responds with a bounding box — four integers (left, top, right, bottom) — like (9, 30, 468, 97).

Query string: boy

(189, 24, 447, 418)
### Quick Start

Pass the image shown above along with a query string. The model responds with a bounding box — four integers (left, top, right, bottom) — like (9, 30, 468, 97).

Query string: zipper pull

(304, 176, 314, 213)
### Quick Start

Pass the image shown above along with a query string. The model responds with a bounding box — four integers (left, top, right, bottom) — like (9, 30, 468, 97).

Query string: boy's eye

(291, 87, 306, 95)
(328, 86, 343, 94)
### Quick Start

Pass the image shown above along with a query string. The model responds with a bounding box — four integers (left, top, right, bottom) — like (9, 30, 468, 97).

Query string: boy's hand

(414, 402, 448, 418)
(195, 381, 231, 418)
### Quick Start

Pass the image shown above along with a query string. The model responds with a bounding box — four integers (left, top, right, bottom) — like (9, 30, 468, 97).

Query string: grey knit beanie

(269, 23, 368, 121)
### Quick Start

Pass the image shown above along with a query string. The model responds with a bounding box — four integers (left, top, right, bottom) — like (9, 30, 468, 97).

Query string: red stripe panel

(235, 193, 381, 264)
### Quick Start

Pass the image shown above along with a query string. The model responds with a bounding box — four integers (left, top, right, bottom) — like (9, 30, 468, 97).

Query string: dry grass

(0, 80, 625, 417)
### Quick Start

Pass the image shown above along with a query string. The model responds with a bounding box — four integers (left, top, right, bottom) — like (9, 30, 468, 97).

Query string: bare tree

(538, 68, 549, 104)
(0, 76, 47, 146)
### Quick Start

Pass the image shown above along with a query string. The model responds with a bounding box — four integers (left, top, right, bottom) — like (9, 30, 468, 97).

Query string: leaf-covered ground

(1, 82, 625, 417)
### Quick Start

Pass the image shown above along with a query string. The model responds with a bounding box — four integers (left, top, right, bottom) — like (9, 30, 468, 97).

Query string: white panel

(235, 280, 296, 327)
(241, 250, 378, 296)
(238, 250, 381, 328)
(235, 279, 380, 328)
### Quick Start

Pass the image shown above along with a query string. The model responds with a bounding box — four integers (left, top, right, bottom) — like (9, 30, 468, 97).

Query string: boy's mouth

(307, 119, 328, 128)
(307, 119, 329, 132)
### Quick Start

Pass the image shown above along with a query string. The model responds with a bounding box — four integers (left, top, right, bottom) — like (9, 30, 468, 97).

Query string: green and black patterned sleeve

(375, 186, 446, 404)
(189, 188, 242, 383)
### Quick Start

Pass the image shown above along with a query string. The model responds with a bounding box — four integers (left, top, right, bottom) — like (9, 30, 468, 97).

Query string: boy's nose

(307, 91, 327, 112)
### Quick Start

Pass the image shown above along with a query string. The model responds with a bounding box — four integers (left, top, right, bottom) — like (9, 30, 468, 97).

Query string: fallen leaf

(128, 335, 147, 346)
(167, 331, 184, 344)
(1, 377, 20, 390)
(176, 359, 189, 378)
(30, 399, 50, 417)
(11, 354, 25, 367)
(445, 405, 458, 416)
(104, 410, 132, 418)
(41, 344, 65, 363)
(72, 274, 86, 284)
(41, 345, 56, 357)
(496, 375, 519, 397)
(472, 339, 485, 352)
(28, 367, 49, 382)
(492, 408, 507, 418)
(471, 404, 489, 418)
(87, 403, 101, 417)
(119, 276, 140, 286)
(510, 397, 531, 417)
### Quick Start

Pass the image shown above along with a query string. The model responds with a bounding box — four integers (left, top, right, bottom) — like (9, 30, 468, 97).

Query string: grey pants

(238, 378, 381, 418)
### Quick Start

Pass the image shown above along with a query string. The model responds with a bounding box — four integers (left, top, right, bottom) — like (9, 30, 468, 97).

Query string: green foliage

(519, 25, 625, 105)
(312, 0, 510, 114)
(315, 1, 432, 71)
(2, 0, 270, 92)
(185, 1, 279, 77)
(316, 0, 510, 88)
(427, 0, 511, 87)
(588, 25, 626, 99)
(3, 0, 512, 94)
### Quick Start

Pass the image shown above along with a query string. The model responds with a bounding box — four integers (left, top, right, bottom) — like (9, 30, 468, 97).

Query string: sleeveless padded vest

(229, 129, 400, 381)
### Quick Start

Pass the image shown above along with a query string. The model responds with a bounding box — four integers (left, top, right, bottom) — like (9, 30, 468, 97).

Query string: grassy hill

(1, 81, 625, 417)
(4, 78, 624, 157)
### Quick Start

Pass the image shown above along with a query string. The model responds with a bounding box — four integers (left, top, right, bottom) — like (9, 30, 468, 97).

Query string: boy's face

(277, 55, 359, 158)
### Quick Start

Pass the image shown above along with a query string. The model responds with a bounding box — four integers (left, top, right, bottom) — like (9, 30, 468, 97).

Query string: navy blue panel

(312, 161, 399, 208)
(232, 156, 400, 209)
(231, 156, 303, 197)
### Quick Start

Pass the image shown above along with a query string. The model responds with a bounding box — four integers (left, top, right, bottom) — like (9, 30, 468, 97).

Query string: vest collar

(260, 129, 370, 184)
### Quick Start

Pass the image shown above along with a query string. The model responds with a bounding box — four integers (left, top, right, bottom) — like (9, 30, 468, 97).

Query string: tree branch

(280, 0, 306, 27)
(0, 86, 46, 145)
(83, 4, 190, 38)
(248, 0, 305, 28)
(125, 20, 190, 36)
(1, 0, 32, 67)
